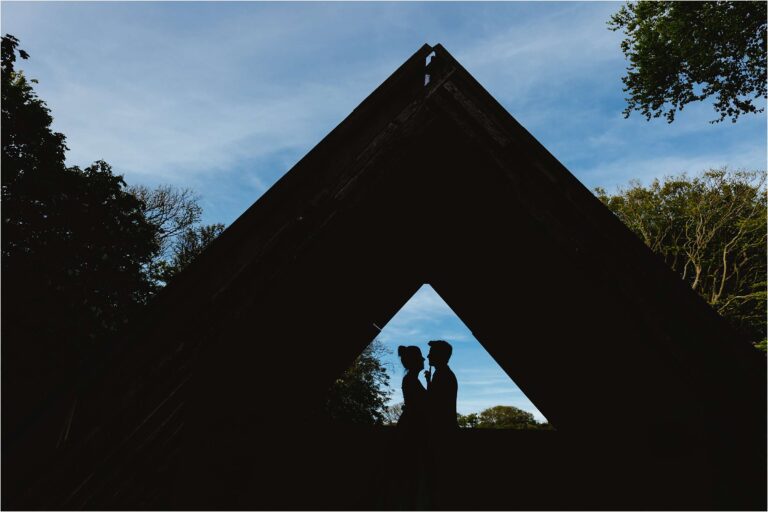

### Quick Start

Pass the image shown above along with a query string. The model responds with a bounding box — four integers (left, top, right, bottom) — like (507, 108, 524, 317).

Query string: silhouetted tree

(609, 1, 766, 123)
(2, 35, 160, 428)
(325, 340, 392, 425)
(2, 35, 159, 351)
(128, 184, 202, 257)
(151, 222, 226, 286)
(126, 185, 226, 290)
(595, 169, 767, 350)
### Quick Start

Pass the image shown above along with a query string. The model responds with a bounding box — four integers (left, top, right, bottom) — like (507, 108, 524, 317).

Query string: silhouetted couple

(391, 340, 457, 509)
(397, 340, 458, 433)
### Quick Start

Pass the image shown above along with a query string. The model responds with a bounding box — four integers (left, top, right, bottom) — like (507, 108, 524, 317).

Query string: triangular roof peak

(6, 44, 765, 511)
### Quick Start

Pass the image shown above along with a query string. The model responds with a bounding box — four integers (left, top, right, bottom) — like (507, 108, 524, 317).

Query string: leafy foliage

(2, 35, 166, 428)
(608, 1, 767, 123)
(325, 340, 392, 425)
(1, 35, 64, 186)
(457, 406, 553, 430)
(595, 169, 767, 350)
(1, 35, 232, 434)
(2, 35, 159, 358)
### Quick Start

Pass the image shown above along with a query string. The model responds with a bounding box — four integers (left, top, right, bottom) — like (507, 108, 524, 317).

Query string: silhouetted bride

(396, 345, 428, 432)
(389, 345, 430, 508)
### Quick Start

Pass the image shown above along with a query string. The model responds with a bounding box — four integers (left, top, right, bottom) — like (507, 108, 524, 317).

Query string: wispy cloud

(53, 78, 357, 180)
(579, 140, 768, 192)
(455, 2, 623, 103)
(377, 285, 471, 346)
(5, 2, 426, 188)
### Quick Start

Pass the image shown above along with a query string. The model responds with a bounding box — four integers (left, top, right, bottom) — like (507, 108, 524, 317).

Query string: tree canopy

(2, 34, 165, 429)
(595, 169, 767, 350)
(2, 35, 159, 355)
(325, 340, 392, 425)
(608, 1, 767, 123)
(457, 405, 553, 430)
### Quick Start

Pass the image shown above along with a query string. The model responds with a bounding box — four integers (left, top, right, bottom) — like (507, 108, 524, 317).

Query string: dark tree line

(457, 406, 553, 430)
(383, 404, 552, 430)
(2, 35, 226, 432)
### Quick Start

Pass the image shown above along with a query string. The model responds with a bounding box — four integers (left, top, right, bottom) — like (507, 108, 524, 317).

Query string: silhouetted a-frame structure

(5, 44, 765, 510)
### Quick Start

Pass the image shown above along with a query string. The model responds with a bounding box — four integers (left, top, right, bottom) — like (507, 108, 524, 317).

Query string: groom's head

(427, 340, 452, 367)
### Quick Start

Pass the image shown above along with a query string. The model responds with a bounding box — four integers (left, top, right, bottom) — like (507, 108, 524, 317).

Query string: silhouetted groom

(424, 339, 458, 430)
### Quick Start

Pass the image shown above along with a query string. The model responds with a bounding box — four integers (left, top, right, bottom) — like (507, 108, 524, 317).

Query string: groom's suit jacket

(428, 366, 459, 430)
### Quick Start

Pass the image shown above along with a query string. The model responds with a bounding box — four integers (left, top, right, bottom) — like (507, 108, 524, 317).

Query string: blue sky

(4, 2, 765, 421)
(375, 285, 547, 421)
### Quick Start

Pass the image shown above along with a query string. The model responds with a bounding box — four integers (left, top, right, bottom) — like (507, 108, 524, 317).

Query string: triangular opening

(326, 284, 552, 429)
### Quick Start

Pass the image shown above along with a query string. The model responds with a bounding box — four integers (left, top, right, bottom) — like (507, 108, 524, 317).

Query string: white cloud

(56, 79, 355, 179)
(455, 2, 623, 103)
(4, 2, 419, 187)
